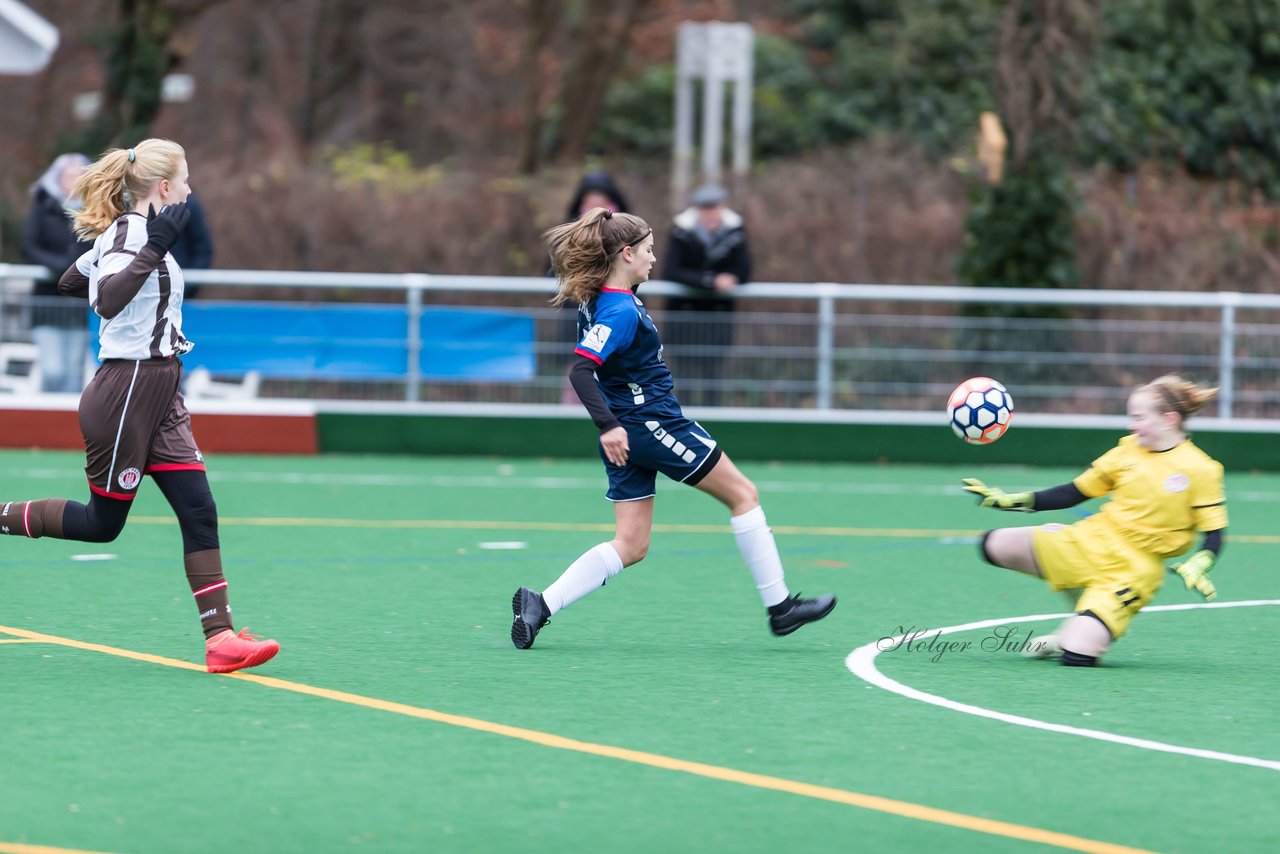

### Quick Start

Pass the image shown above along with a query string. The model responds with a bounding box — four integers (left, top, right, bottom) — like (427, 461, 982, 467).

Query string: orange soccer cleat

(205, 628, 280, 673)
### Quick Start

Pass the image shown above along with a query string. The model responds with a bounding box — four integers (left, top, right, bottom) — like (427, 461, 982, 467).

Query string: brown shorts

(78, 358, 204, 500)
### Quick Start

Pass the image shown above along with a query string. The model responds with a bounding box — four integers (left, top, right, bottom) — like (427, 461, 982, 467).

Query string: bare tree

(297, 0, 369, 146)
(995, 0, 1101, 169)
(550, 0, 644, 164)
(516, 0, 563, 174)
(80, 0, 231, 150)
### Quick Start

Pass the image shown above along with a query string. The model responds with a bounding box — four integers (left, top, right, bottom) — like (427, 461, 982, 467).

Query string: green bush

(957, 154, 1080, 294)
(598, 1, 1280, 200)
(794, 0, 1002, 156)
(1080, 0, 1280, 196)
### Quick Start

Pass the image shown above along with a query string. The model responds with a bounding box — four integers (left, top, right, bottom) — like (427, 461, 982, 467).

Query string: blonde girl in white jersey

(0, 139, 279, 674)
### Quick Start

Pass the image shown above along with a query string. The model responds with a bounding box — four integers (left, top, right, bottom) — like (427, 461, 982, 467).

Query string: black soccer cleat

(511, 587, 551, 649)
(768, 593, 837, 637)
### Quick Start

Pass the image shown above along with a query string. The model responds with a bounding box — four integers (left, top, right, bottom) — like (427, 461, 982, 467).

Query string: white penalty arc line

(846, 599, 1280, 772)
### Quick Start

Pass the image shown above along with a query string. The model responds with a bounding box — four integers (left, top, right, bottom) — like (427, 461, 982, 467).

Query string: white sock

(730, 506, 790, 607)
(542, 542, 624, 615)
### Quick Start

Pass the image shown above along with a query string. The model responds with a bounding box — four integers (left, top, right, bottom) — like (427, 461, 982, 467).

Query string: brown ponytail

(544, 207, 652, 306)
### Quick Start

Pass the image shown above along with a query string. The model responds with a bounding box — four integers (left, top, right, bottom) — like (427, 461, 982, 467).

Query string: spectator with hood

(564, 170, 630, 221)
(22, 152, 93, 392)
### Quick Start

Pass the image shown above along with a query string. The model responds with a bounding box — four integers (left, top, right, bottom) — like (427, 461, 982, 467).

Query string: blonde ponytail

(72, 139, 186, 239)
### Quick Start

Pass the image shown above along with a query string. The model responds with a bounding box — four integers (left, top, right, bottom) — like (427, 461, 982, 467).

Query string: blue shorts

(599, 403, 723, 501)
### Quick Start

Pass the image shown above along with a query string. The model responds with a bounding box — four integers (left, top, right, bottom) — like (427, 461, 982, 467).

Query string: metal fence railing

(3, 263, 1279, 420)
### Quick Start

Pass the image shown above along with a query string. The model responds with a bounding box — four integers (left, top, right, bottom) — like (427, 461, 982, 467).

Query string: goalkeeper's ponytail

(1146, 375, 1218, 423)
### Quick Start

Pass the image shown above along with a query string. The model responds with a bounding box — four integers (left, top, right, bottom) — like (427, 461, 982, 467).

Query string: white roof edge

(0, 0, 58, 49)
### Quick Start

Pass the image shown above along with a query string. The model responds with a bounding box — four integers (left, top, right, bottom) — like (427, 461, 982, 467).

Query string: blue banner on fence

(420, 307, 534, 381)
(177, 303, 534, 382)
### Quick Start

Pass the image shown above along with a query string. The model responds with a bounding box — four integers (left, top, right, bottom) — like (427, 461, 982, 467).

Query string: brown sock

(0, 499, 68, 538)
(186, 548, 234, 638)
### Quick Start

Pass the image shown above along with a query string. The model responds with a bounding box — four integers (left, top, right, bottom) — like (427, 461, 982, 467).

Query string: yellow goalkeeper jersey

(1073, 435, 1227, 559)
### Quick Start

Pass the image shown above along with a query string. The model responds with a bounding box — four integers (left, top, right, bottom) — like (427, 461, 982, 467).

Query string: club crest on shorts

(1164, 473, 1190, 493)
(117, 468, 142, 490)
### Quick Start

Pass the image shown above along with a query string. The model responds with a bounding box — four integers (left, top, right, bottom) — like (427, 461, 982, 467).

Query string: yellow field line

(122, 515, 1280, 544)
(0, 625, 1152, 854)
(0, 844, 115, 854)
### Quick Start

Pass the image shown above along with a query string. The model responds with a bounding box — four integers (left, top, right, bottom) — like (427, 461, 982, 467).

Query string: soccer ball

(947, 377, 1014, 444)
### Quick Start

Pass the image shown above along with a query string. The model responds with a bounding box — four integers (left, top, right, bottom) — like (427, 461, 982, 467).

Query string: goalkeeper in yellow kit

(962, 375, 1227, 667)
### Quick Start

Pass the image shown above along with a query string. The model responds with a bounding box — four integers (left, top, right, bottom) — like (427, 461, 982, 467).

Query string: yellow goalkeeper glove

(961, 478, 1034, 512)
(1170, 550, 1217, 601)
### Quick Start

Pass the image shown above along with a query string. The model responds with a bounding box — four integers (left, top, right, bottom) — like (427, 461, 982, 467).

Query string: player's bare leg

(1056, 612, 1112, 666)
(694, 453, 836, 635)
(512, 499, 653, 650)
(979, 526, 1041, 576)
(1022, 589, 1081, 660)
(980, 530, 1100, 663)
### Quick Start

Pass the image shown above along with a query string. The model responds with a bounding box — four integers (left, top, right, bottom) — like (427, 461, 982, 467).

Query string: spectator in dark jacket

(21, 153, 93, 393)
(168, 191, 214, 297)
(661, 183, 751, 406)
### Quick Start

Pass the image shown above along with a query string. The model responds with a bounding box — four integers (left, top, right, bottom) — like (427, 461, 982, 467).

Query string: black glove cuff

(143, 238, 172, 258)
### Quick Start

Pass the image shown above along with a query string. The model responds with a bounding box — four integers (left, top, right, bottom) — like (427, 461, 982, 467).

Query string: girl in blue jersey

(510, 207, 836, 649)
(962, 376, 1227, 667)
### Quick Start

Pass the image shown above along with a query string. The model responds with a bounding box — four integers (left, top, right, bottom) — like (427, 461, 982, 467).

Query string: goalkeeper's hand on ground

(961, 478, 1034, 512)
(1170, 550, 1217, 601)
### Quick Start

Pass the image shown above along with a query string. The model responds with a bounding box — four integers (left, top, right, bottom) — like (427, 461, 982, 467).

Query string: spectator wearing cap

(661, 183, 751, 406)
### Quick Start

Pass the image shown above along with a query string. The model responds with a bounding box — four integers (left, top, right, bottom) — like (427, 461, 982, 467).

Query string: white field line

(846, 600, 1280, 772)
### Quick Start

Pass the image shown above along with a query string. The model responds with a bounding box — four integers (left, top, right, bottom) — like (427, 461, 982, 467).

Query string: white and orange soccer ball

(947, 377, 1014, 444)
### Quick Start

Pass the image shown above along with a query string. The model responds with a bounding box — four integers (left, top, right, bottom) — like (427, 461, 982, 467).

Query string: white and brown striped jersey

(71, 212, 191, 360)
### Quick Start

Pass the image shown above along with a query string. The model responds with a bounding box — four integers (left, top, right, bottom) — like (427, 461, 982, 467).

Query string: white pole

(701, 27, 726, 185)
(672, 23, 703, 211)
(731, 26, 754, 177)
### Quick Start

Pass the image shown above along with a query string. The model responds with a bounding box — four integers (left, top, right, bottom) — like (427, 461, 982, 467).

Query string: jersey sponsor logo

(117, 468, 142, 490)
(581, 323, 612, 352)
(1164, 473, 1190, 493)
